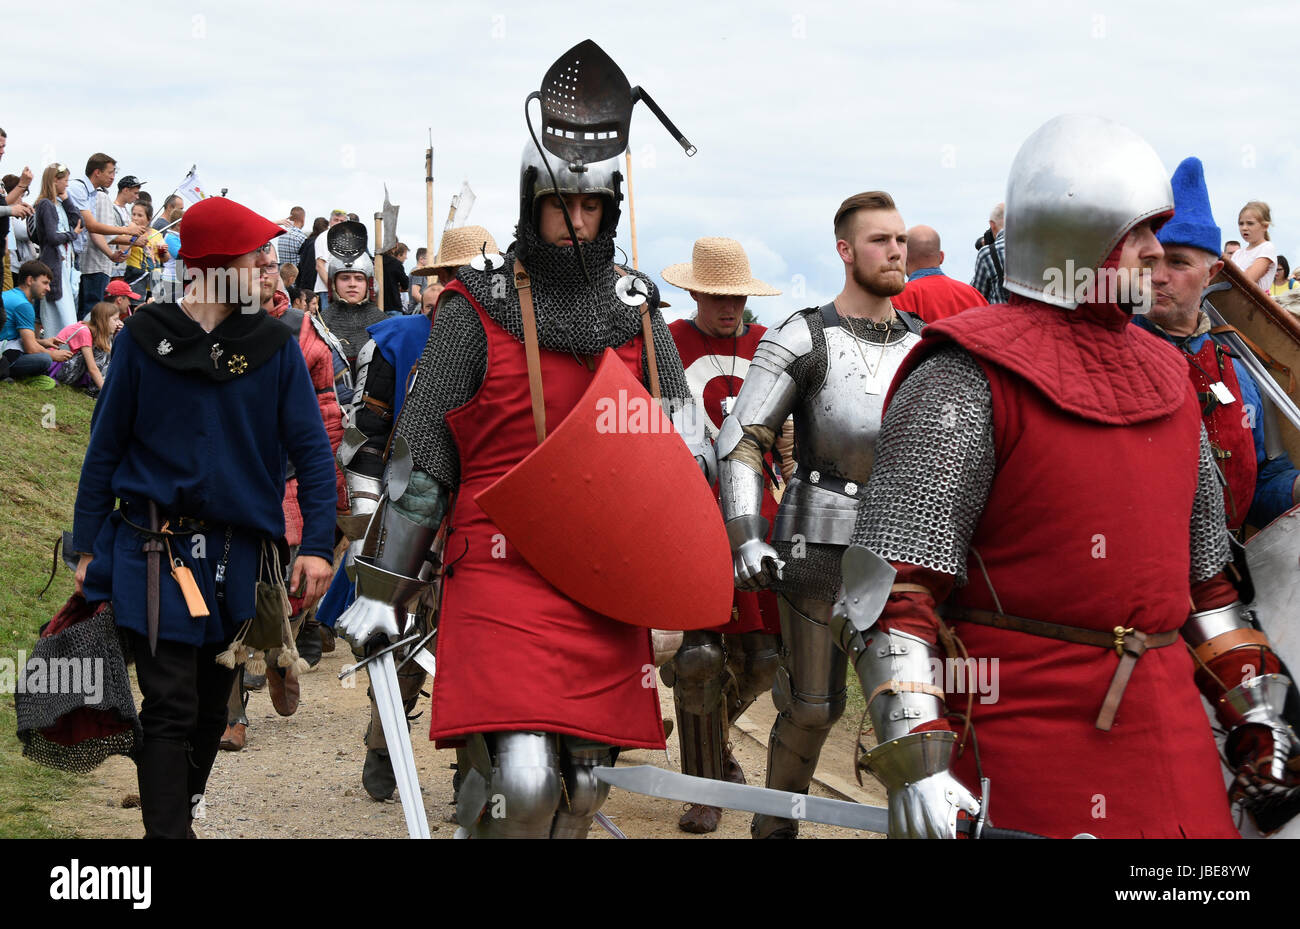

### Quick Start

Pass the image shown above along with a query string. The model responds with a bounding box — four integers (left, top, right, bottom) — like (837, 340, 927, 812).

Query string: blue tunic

(73, 322, 338, 646)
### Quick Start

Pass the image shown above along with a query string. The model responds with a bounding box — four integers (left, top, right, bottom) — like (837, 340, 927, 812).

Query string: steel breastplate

(775, 325, 920, 545)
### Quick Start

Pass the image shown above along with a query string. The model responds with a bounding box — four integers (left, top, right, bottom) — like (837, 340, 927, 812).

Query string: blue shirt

(1, 288, 37, 346)
(908, 266, 945, 282)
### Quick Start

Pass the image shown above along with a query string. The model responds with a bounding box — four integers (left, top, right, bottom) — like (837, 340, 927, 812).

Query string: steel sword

(593, 765, 1050, 838)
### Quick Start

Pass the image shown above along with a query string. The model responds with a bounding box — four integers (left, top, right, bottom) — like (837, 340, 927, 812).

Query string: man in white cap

(661, 237, 783, 832)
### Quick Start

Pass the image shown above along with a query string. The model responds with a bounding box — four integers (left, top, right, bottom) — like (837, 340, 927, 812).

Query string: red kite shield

(475, 349, 732, 630)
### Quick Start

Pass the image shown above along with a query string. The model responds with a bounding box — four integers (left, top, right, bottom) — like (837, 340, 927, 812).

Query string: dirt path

(60, 646, 885, 839)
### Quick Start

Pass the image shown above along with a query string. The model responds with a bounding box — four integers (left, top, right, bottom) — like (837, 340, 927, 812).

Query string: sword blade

(369, 652, 431, 839)
(594, 765, 889, 833)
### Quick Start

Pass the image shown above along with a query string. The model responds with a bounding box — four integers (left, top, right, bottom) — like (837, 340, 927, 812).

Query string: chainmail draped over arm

(393, 292, 487, 491)
(851, 345, 996, 585)
(641, 302, 690, 405)
(1189, 424, 1233, 583)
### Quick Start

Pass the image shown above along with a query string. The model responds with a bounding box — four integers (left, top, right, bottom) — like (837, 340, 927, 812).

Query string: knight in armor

(321, 225, 499, 803)
(660, 237, 784, 833)
(715, 192, 923, 838)
(335, 133, 698, 836)
(313, 221, 388, 411)
(841, 115, 1298, 838)
(1139, 157, 1300, 531)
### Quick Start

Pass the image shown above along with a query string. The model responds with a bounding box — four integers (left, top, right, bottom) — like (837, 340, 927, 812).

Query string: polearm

(413, 131, 437, 277)
(625, 147, 638, 269)
(374, 211, 385, 312)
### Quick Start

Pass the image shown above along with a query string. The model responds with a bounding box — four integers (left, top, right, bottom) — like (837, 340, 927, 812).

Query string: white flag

(176, 166, 210, 205)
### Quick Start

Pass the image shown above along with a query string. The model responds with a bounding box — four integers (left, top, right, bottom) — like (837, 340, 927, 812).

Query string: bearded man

(715, 191, 923, 838)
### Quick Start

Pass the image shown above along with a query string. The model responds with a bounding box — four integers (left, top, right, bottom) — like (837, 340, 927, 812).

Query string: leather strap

(944, 606, 1181, 731)
(866, 679, 946, 707)
(514, 259, 547, 445)
(1209, 324, 1297, 392)
(362, 395, 393, 422)
(1194, 627, 1272, 665)
(891, 583, 933, 597)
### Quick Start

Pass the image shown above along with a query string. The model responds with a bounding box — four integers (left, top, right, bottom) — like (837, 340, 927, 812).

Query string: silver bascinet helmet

(1003, 114, 1172, 309)
(326, 220, 375, 284)
(518, 143, 623, 236)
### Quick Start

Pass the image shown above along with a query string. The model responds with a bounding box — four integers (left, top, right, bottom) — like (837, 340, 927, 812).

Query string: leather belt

(942, 606, 1182, 731)
(120, 502, 217, 656)
(792, 465, 868, 499)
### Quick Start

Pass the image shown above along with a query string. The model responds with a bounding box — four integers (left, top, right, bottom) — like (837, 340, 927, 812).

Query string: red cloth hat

(178, 197, 284, 272)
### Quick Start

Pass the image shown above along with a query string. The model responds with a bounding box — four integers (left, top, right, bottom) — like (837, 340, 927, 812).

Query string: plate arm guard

(717, 322, 807, 536)
(1185, 602, 1296, 789)
(337, 465, 448, 651)
(830, 545, 980, 838)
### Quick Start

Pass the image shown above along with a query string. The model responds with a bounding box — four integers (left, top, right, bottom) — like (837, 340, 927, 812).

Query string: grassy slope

(0, 381, 96, 838)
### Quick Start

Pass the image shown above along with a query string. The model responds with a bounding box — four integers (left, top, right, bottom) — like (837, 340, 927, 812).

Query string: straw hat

(661, 237, 780, 297)
(415, 225, 500, 274)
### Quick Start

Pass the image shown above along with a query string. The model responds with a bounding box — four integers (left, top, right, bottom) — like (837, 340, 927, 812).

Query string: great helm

(518, 143, 623, 238)
(326, 220, 375, 285)
(1003, 114, 1172, 309)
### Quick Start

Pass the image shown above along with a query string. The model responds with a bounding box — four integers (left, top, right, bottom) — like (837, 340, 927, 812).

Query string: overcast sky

(7, 0, 1298, 323)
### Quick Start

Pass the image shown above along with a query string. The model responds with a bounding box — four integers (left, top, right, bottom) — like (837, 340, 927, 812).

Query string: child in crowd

(50, 300, 122, 396)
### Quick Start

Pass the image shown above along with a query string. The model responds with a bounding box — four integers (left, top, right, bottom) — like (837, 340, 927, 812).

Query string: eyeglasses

(255, 242, 275, 255)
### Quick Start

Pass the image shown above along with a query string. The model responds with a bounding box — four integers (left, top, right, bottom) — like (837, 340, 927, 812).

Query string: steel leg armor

(752, 594, 847, 839)
(457, 732, 616, 839)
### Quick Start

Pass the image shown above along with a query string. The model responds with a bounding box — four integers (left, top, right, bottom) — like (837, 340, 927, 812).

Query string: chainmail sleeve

(393, 292, 487, 491)
(851, 345, 996, 585)
(1189, 424, 1233, 583)
(786, 309, 828, 395)
(642, 303, 690, 403)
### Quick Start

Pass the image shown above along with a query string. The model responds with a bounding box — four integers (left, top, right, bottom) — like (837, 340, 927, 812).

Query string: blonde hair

(88, 302, 119, 354)
(36, 163, 71, 204)
(1239, 201, 1273, 241)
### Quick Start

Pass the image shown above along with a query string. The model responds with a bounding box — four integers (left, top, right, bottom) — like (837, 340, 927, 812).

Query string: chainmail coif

(396, 224, 690, 490)
(320, 299, 388, 361)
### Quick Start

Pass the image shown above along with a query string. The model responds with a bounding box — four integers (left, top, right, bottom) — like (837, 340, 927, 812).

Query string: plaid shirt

(970, 228, 1007, 304)
(275, 224, 307, 266)
(78, 190, 119, 276)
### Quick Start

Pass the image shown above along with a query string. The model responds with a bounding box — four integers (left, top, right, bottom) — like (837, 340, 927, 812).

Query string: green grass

(0, 380, 98, 837)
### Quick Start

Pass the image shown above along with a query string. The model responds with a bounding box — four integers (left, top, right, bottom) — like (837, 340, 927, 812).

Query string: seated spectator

(105, 278, 140, 317)
(49, 301, 122, 396)
(33, 163, 84, 336)
(891, 224, 988, 323)
(0, 261, 71, 381)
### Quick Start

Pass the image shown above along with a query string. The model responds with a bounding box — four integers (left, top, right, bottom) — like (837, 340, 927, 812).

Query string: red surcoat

(880, 295, 1237, 838)
(669, 318, 780, 635)
(427, 283, 665, 750)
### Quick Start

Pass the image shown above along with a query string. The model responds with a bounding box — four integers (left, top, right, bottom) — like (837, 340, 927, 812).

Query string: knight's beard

(853, 263, 906, 298)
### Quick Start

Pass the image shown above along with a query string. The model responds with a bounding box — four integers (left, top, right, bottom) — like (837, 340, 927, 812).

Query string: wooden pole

(414, 132, 437, 276)
(624, 148, 638, 269)
(374, 212, 385, 312)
